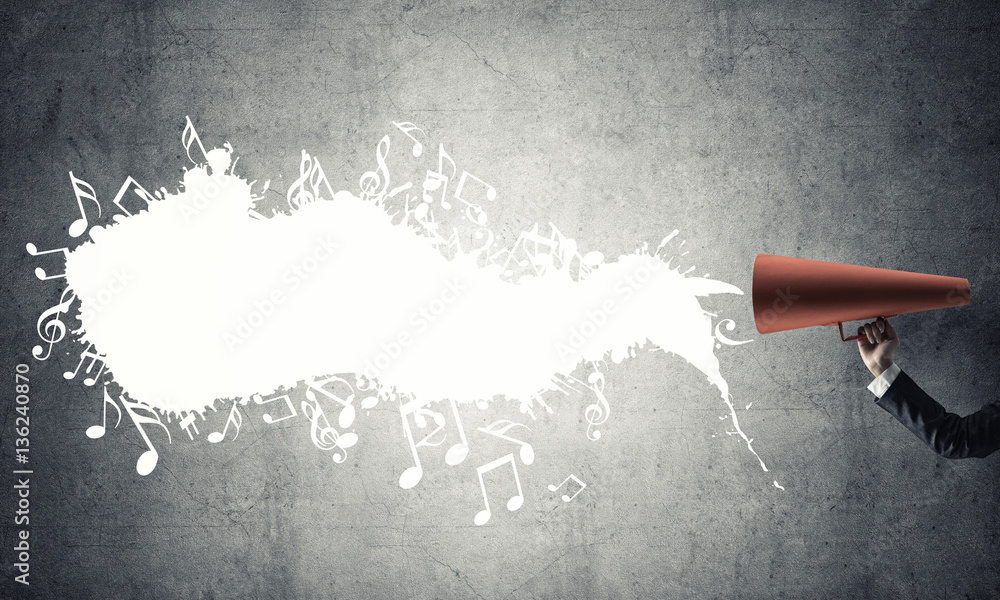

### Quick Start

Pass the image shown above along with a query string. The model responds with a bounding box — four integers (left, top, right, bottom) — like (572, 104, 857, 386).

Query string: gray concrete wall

(2, 0, 999, 598)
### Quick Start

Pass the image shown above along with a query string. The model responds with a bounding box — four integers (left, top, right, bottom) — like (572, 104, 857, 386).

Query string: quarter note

(86, 387, 122, 439)
(473, 454, 524, 526)
(477, 419, 534, 465)
(25, 243, 69, 281)
(547, 474, 586, 502)
(68, 171, 101, 238)
(208, 401, 243, 443)
(397, 396, 446, 489)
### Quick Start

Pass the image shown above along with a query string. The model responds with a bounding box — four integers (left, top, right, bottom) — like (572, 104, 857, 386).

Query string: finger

(857, 326, 870, 347)
(872, 321, 884, 343)
(882, 317, 897, 340)
(864, 323, 876, 345)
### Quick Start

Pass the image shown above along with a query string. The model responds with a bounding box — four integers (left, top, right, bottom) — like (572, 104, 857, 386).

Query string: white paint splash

(63, 142, 765, 468)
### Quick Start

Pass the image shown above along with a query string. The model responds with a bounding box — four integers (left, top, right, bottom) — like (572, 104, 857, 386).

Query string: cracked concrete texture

(2, 0, 999, 598)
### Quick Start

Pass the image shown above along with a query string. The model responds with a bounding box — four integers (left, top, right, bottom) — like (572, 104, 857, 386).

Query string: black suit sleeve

(875, 370, 1000, 459)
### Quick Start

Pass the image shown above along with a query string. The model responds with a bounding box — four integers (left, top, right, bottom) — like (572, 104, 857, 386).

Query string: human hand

(857, 317, 899, 377)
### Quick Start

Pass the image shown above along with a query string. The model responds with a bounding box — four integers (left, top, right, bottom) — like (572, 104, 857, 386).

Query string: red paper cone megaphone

(752, 254, 971, 341)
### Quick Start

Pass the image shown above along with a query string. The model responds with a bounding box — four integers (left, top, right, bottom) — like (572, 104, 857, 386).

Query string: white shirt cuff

(867, 362, 901, 398)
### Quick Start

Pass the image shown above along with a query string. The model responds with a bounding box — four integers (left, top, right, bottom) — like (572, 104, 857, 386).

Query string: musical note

(714, 319, 753, 346)
(359, 135, 391, 203)
(110, 176, 155, 216)
(392, 121, 425, 157)
(63, 343, 107, 386)
(253, 393, 297, 424)
(477, 419, 534, 465)
(68, 171, 101, 238)
(584, 369, 610, 441)
(301, 395, 358, 463)
(445, 399, 470, 466)
(86, 387, 122, 439)
(355, 373, 381, 410)
(387, 182, 413, 199)
(473, 454, 524, 526)
(31, 288, 75, 360)
(208, 401, 243, 443)
(182, 115, 208, 164)
(547, 474, 586, 502)
(179, 412, 200, 440)
(305, 376, 356, 429)
(421, 144, 457, 210)
(453, 171, 496, 226)
(287, 150, 336, 210)
(25, 243, 69, 280)
(397, 396, 447, 489)
(118, 390, 172, 476)
(488, 225, 560, 279)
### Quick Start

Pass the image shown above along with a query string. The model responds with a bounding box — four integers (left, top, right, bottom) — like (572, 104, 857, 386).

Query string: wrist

(869, 358, 893, 378)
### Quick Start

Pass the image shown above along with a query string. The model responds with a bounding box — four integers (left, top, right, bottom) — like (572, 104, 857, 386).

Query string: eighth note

(473, 453, 524, 526)
(25, 243, 69, 281)
(253, 393, 297, 424)
(68, 171, 101, 238)
(548, 474, 587, 503)
(208, 401, 243, 443)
